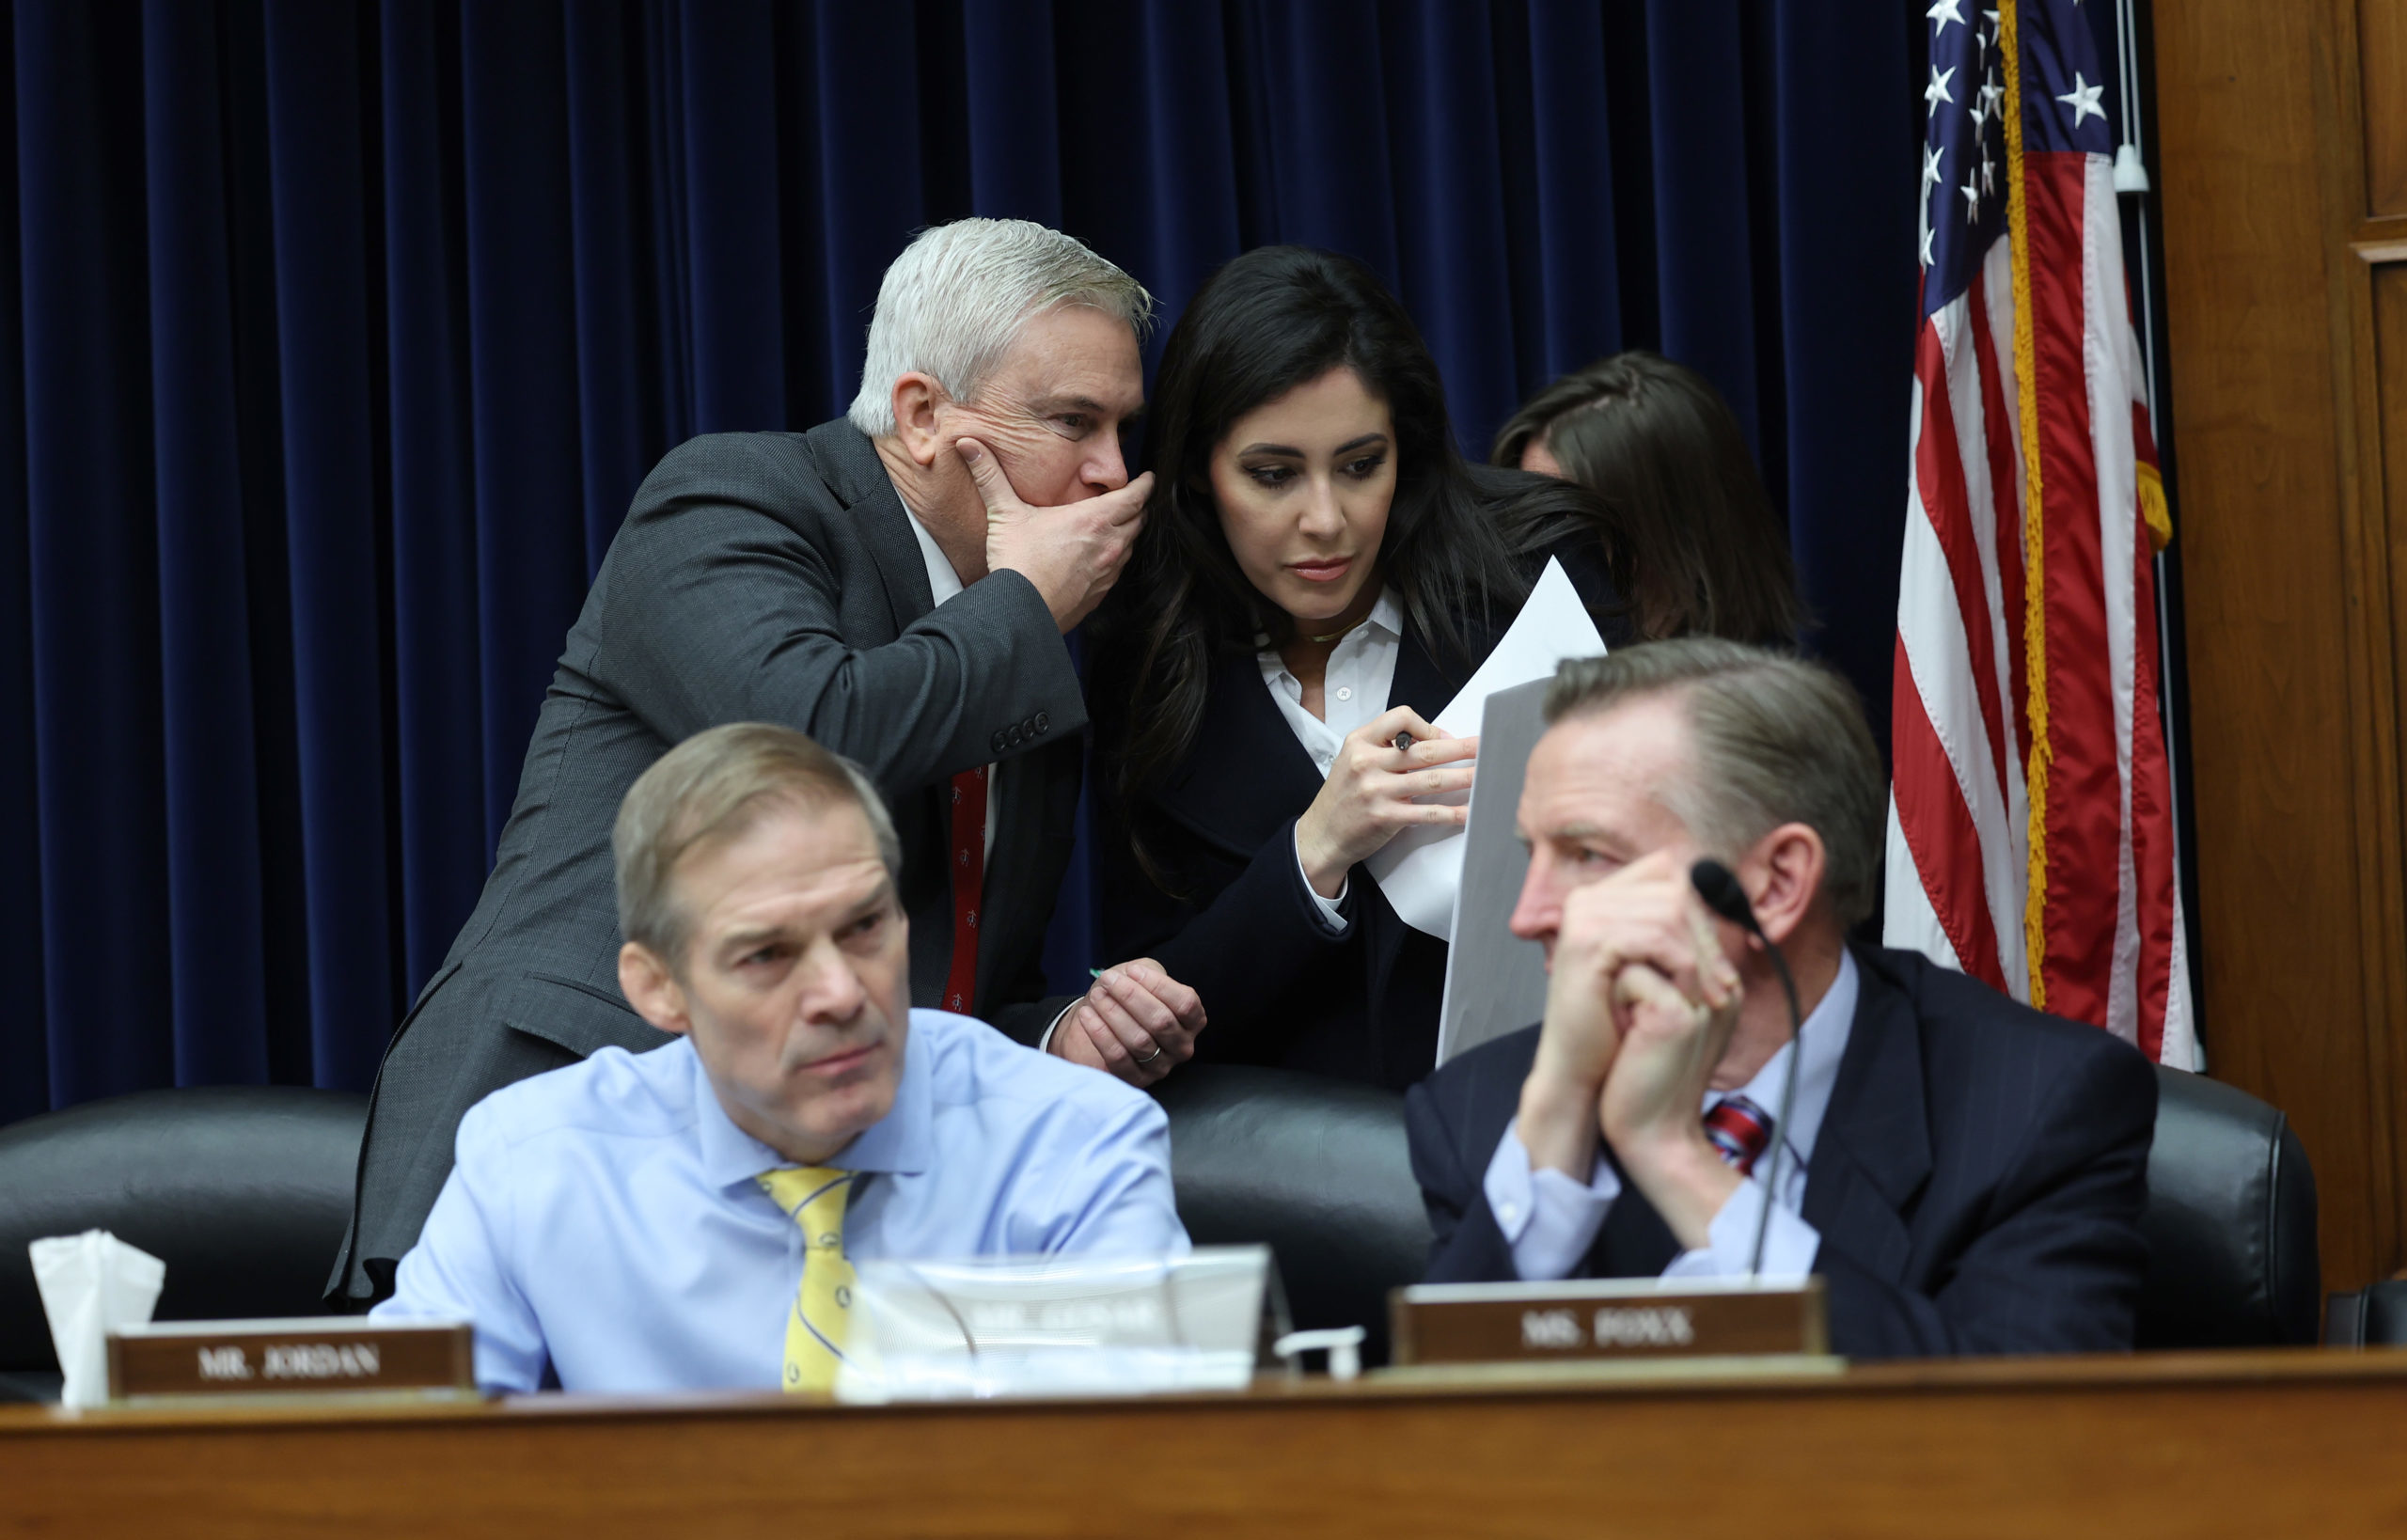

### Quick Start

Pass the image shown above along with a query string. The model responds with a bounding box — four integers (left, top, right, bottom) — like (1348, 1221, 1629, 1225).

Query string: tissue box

(106, 1318, 475, 1402)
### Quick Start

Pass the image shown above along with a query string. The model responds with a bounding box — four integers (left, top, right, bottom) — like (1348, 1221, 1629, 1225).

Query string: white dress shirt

(1257, 589, 1405, 930)
(1481, 949, 1860, 1281)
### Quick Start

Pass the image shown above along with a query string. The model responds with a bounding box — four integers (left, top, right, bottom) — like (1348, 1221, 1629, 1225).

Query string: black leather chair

(1152, 1066, 1430, 1365)
(0, 1086, 368, 1398)
(2326, 1281, 2407, 1345)
(1157, 1059, 2320, 1358)
(2137, 1064, 2320, 1347)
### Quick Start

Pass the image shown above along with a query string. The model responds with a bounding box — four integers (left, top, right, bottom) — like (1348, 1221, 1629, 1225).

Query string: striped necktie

(755, 1166, 858, 1392)
(1702, 1095, 1776, 1177)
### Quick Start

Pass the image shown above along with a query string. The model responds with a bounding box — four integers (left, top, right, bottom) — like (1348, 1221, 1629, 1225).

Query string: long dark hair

(1098, 245, 1599, 809)
(1491, 352, 1805, 646)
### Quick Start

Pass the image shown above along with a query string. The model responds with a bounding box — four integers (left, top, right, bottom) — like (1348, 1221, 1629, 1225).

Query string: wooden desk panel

(6, 1351, 2406, 1539)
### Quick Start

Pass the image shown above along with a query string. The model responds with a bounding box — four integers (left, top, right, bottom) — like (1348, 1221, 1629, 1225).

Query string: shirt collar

(1708, 948, 1859, 1170)
(899, 498, 965, 607)
(691, 1014, 936, 1188)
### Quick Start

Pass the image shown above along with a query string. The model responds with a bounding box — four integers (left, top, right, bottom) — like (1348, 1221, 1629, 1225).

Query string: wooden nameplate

(1390, 1276, 1831, 1366)
(107, 1318, 476, 1402)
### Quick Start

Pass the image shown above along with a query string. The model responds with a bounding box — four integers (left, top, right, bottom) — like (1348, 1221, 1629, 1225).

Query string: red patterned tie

(941, 766, 987, 1014)
(1702, 1095, 1775, 1176)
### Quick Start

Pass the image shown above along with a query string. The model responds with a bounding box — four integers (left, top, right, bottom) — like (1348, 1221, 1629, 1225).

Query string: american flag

(1882, 0, 2197, 1066)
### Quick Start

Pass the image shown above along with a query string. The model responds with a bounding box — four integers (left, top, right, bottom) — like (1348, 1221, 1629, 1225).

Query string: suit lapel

(1150, 648, 1324, 859)
(1385, 621, 1455, 717)
(806, 419, 934, 631)
(1800, 948, 1933, 1286)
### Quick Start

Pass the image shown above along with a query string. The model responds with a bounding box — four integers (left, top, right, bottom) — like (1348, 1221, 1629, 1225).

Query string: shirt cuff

(1482, 1117, 1619, 1281)
(1034, 998, 1079, 1056)
(1660, 1175, 1822, 1281)
(1292, 825, 1351, 935)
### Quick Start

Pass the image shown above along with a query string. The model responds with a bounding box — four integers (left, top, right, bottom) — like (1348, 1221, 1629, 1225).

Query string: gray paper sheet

(1434, 677, 1554, 1065)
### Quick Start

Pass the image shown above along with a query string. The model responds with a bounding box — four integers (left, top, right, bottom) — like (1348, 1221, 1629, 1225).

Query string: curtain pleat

(145, 0, 272, 1088)
(460, 2, 589, 853)
(260, 0, 394, 1093)
(2, 0, 1922, 1117)
(21, 0, 173, 1108)
(382, 0, 487, 993)
(676, 0, 784, 433)
(0, 6, 41, 1125)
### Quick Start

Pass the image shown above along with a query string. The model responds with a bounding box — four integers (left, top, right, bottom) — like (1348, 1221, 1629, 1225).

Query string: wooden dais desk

(5, 1349, 2404, 1538)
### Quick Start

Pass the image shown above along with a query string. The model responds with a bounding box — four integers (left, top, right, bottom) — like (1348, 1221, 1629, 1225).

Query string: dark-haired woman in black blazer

(1084, 245, 1620, 1092)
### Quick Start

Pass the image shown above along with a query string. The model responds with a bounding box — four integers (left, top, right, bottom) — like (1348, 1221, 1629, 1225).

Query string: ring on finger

(1133, 1045, 1163, 1064)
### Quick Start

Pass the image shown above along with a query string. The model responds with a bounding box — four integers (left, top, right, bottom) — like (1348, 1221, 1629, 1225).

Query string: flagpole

(2110, 0, 2203, 1044)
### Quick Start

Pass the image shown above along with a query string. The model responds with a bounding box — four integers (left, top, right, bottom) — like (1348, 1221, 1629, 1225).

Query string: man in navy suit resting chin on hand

(1406, 639, 2158, 1358)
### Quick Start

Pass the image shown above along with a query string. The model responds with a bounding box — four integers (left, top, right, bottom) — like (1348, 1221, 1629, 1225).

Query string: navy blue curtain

(0, 0, 1918, 1124)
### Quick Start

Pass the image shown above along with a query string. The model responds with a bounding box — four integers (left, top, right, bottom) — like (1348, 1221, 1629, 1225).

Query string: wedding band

(1133, 1045, 1164, 1064)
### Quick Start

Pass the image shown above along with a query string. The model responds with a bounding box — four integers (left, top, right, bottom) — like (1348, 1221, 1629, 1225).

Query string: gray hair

(613, 722, 901, 967)
(1543, 639, 1886, 927)
(845, 218, 1154, 436)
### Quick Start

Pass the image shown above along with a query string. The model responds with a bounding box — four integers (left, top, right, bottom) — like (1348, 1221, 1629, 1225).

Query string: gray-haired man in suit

(334, 219, 1207, 1306)
(1408, 640, 2157, 1355)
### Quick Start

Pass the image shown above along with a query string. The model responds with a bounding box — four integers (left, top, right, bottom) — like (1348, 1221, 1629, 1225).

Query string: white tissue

(30, 1230, 165, 1407)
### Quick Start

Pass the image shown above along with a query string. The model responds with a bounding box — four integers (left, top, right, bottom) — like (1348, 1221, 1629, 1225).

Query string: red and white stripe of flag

(1884, 106, 2196, 1067)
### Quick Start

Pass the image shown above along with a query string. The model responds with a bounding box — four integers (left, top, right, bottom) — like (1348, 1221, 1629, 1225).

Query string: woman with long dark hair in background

(1493, 352, 1805, 647)
(1081, 245, 1615, 1092)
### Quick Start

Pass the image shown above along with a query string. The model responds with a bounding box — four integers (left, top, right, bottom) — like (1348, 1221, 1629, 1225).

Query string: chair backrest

(2326, 1281, 2407, 1345)
(1157, 1060, 2321, 1356)
(2138, 1063, 2320, 1347)
(0, 1086, 368, 1372)
(1151, 1066, 1429, 1365)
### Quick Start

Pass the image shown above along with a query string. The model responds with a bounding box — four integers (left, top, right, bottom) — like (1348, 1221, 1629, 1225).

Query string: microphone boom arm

(1689, 859, 1806, 1281)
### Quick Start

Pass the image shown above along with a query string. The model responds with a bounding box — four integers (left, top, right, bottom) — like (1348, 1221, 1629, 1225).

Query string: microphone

(1689, 858, 1803, 1280)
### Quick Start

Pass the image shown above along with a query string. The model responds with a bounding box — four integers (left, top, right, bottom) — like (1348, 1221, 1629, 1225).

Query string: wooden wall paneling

(2361, 0, 2406, 215)
(2331, 0, 2407, 1289)
(2375, 259, 2407, 1263)
(2153, 0, 2398, 1291)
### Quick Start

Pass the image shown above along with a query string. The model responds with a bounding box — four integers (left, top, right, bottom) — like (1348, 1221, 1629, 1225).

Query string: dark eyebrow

(1235, 432, 1391, 458)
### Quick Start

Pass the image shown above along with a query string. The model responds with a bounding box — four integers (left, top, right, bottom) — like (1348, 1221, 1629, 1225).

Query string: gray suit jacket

(332, 421, 1086, 1304)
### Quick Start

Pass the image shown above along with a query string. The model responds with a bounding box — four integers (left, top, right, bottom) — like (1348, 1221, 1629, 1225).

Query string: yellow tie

(755, 1166, 858, 1393)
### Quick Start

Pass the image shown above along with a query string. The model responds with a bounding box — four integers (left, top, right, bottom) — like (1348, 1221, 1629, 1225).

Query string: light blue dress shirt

(372, 1008, 1188, 1394)
(1481, 949, 1860, 1281)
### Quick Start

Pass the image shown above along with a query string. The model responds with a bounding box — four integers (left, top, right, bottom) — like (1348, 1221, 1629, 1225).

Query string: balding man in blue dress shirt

(373, 722, 1187, 1394)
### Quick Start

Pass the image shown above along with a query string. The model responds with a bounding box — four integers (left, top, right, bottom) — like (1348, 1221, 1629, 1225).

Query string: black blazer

(335, 421, 1084, 1303)
(1093, 621, 1476, 1091)
(1405, 946, 2159, 1358)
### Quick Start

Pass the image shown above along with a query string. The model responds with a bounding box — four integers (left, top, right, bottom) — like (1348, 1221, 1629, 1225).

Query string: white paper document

(1366, 558, 1607, 939)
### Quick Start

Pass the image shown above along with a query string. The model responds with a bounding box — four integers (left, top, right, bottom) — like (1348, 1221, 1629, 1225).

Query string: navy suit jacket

(1092, 618, 1472, 1091)
(1405, 945, 2159, 1358)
